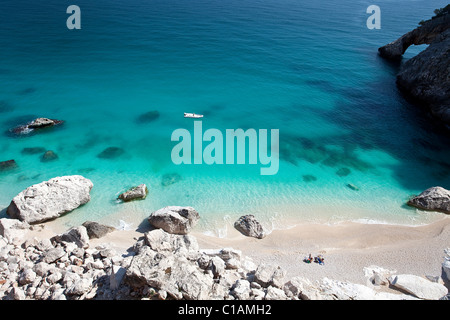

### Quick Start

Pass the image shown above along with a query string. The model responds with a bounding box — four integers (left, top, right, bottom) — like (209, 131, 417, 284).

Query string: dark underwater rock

(97, 147, 125, 159)
(161, 173, 182, 187)
(302, 175, 317, 182)
(136, 110, 160, 124)
(41, 150, 58, 162)
(346, 183, 359, 191)
(0, 160, 18, 171)
(336, 167, 351, 177)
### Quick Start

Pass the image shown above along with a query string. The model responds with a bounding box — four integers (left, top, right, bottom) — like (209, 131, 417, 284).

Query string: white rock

(19, 269, 36, 285)
(0, 218, 30, 244)
(443, 248, 450, 281)
(265, 286, 288, 300)
(43, 247, 65, 264)
(363, 265, 397, 286)
(254, 263, 286, 288)
(6, 175, 93, 224)
(389, 274, 448, 300)
(67, 278, 93, 296)
(284, 276, 322, 300)
(232, 279, 251, 300)
(320, 278, 418, 300)
(148, 206, 200, 235)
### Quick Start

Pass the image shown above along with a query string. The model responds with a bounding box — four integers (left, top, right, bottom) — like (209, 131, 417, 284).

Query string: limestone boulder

(407, 186, 450, 214)
(148, 206, 199, 235)
(6, 175, 93, 224)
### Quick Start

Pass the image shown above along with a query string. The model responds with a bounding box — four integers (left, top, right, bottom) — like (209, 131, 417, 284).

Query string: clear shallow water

(1, 0, 449, 235)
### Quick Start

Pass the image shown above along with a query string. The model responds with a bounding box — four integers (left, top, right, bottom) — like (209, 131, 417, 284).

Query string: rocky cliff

(378, 9, 450, 124)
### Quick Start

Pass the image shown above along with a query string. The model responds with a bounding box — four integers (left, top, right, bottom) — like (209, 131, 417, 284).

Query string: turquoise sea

(1, 0, 449, 236)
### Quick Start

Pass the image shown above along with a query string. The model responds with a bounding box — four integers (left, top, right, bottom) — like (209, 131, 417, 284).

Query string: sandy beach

(194, 217, 450, 287)
(33, 213, 450, 291)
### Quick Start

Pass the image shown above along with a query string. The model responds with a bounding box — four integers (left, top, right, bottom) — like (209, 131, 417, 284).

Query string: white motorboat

(184, 113, 204, 118)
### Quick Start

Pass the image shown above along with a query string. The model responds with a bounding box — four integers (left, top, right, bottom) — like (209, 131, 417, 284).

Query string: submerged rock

(0, 159, 18, 171)
(6, 175, 93, 224)
(302, 175, 317, 182)
(97, 147, 125, 159)
(148, 206, 200, 235)
(347, 183, 359, 191)
(234, 215, 267, 239)
(407, 186, 450, 214)
(336, 167, 351, 177)
(118, 184, 148, 202)
(41, 150, 58, 162)
(136, 110, 160, 124)
(161, 173, 181, 187)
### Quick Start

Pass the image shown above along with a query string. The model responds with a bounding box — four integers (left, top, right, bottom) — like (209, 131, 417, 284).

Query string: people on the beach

(303, 253, 325, 265)
(303, 254, 313, 263)
(315, 254, 325, 265)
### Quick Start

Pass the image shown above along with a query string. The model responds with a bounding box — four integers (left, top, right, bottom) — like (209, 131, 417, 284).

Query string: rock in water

(118, 184, 148, 202)
(148, 206, 200, 235)
(6, 175, 93, 224)
(136, 110, 160, 124)
(161, 173, 181, 186)
(0, 159, 18, 171)
(97, 147, 125, 159)
(378, 10, 450, 124)
(336, 167, 351, 177)
(407, 186, 450, 214)
(10, 117, 64, 135)
(234, 215, 267, 239)
(41, 150, 58, 162)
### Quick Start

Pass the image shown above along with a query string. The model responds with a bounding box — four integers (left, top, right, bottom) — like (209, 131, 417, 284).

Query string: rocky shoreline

(378, 7, 450, 124)
(0, 175, 449, 300)
(0, 216, 449, 300)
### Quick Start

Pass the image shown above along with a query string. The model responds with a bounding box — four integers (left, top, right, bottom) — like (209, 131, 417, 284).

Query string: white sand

(33, 214, 450, 288)
(194, 216, 450, 286)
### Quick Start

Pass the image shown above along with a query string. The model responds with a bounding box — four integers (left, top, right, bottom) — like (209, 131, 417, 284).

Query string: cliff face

(379, 12, 450, 124)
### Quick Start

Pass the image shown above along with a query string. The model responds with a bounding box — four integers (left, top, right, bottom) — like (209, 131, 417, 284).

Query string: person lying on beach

(314, 255, 325, 265)
(303, 254, 313, 263)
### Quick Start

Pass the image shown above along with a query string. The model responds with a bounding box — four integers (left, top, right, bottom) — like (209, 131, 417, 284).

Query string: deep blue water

(1, 0, 449, 235)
